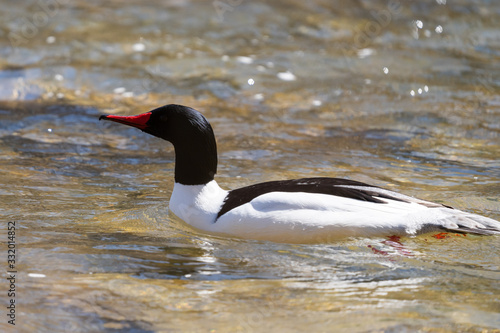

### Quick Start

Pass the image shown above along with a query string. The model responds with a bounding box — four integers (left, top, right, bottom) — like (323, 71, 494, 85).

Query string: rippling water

(1, 0, 499, 332)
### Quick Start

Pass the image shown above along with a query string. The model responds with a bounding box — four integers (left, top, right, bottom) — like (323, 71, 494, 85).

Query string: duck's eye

(160, 115, 168, 122)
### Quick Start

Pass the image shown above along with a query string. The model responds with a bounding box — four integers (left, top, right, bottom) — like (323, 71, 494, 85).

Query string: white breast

(168, 180, 228, 230)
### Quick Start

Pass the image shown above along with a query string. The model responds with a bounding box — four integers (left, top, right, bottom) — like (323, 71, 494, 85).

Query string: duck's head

(100, 104, 218, 185)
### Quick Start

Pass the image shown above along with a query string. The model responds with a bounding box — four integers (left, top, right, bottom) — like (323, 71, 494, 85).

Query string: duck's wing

(217, 177, 438, 219)
(215, 177, 500, 237)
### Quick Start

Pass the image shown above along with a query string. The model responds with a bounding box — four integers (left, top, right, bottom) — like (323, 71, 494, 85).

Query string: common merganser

(99, 104, 500, 243)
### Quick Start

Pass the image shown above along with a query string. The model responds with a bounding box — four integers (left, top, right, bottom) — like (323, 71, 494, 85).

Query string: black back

(216, 177, 408, 219)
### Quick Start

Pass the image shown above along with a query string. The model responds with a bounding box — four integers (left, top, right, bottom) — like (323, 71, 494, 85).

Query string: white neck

(169, 180, 228, 230)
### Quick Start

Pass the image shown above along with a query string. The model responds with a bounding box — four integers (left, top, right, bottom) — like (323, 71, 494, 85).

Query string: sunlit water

(1, 0, 499, 332)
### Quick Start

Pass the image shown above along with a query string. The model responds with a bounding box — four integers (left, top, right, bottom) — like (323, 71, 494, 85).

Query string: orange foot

(368, 235, 413, 257)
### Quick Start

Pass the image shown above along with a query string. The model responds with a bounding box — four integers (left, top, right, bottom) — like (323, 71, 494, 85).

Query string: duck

(99, 104, 500, 243)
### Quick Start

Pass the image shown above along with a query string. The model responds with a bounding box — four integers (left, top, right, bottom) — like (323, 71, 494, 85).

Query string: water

(1, 0, 499, 332)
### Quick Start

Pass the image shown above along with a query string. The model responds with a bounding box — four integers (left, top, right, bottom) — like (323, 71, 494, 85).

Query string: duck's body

(100, 104, 500, 243)
(170, 179, 499, 243)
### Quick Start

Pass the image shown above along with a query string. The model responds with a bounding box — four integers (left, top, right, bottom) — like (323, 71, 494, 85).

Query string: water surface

(1, 0, 499, 332)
